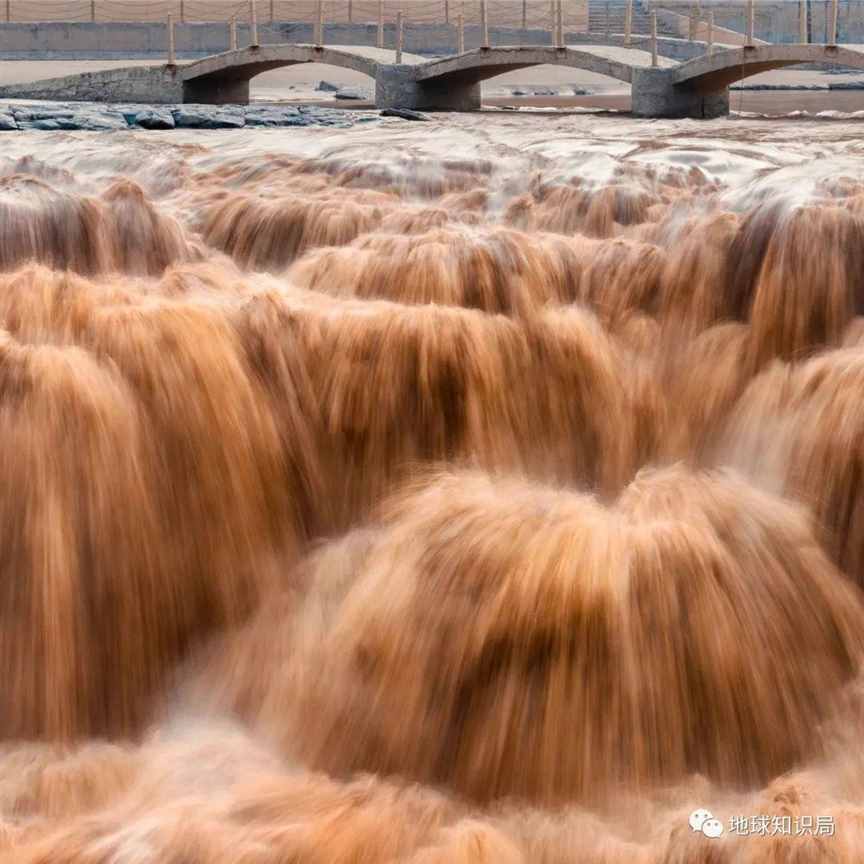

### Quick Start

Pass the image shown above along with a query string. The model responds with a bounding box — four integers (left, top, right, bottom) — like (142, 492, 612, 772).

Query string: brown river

(0, 112, 863, 862)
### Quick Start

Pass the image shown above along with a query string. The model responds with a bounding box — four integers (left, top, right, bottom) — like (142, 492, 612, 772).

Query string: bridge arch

(674, 44, 864, 91)
(181, 44, 380, 104)
(398, 46, 652, 111)
(415, 46, 638, 89)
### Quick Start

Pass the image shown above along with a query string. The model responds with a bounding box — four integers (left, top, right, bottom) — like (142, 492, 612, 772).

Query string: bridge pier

(375, 64, 481, 111)
(182, 73, 250, 104)
(631, 67, 729, 119)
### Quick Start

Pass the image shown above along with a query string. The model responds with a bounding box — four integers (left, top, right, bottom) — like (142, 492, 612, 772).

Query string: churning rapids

(2, 111, 864, 862)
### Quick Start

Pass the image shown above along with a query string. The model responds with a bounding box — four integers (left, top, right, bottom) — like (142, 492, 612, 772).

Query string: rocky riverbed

(0, 101, 383, 131)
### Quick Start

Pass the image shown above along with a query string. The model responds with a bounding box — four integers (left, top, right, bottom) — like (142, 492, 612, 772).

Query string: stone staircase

(587, 0, 680, 37)
(586, 1, 758, 47)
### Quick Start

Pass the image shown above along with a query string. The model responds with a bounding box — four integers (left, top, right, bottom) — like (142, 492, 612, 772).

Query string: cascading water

(0, 115, 863, 863)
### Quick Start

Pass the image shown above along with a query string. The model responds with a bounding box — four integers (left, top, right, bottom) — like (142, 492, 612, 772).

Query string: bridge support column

(631, 67, 728, 119)
(183, 75, 250, 104)
(375, 65, 481, 111)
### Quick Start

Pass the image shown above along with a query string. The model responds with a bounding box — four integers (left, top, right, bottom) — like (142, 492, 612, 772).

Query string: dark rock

(0, 113, 17, 131)
(731, 83, 827, 91)
(243, 112, 281, 127)
(244, 105, 300, 117)
(510, 87, 529, 96)
(380, 107, 430, 121)
(74, 112, 129, 131)
(532, 87, 558, 96)
(245, 106, 312, 126)
(18, 117, 81, 130)
(12, 108, 74, 121)
(311, 115, 354, 127)
(281, 114, 314, 126)
(298, 106, 348, 124)
(245, 110, 311, 127)
(334, 87, 368, 100)
(172, 108, 245, 129)
(134, 109, 175, 129)
(316, 80, 339, 92)
(829, 81, 864, 90)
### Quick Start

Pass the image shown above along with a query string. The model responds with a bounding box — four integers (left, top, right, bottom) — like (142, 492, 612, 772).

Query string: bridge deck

(561, 43, 676, 68)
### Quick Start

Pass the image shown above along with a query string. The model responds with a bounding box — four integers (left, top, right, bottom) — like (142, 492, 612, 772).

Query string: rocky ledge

(0, 102, 387, 131)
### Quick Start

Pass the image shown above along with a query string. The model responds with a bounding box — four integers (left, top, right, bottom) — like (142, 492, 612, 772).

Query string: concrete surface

(0, 64, 183, 103)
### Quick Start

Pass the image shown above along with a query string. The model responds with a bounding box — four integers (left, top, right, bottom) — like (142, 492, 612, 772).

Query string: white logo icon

(689, 809, 724, 839)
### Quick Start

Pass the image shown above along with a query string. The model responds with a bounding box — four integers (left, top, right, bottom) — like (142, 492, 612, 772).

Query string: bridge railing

(1, 0, 862, 61)
(0, 0, 584, 26)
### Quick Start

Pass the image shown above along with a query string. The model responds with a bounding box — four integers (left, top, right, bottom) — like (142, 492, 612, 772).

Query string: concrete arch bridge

(181, 41, 864, 116)
(1, 41, 862, 119)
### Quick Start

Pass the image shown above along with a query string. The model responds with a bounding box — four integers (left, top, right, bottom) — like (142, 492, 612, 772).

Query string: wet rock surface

(828, 80, 864, 90)
(132, 108, 175, 129)
(334, 87, 371, 100)
(0, 101, 380, 131)
(172, 107, 245, 129)
(380, 107, 429, 121)
(730, 83, 829, 91)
